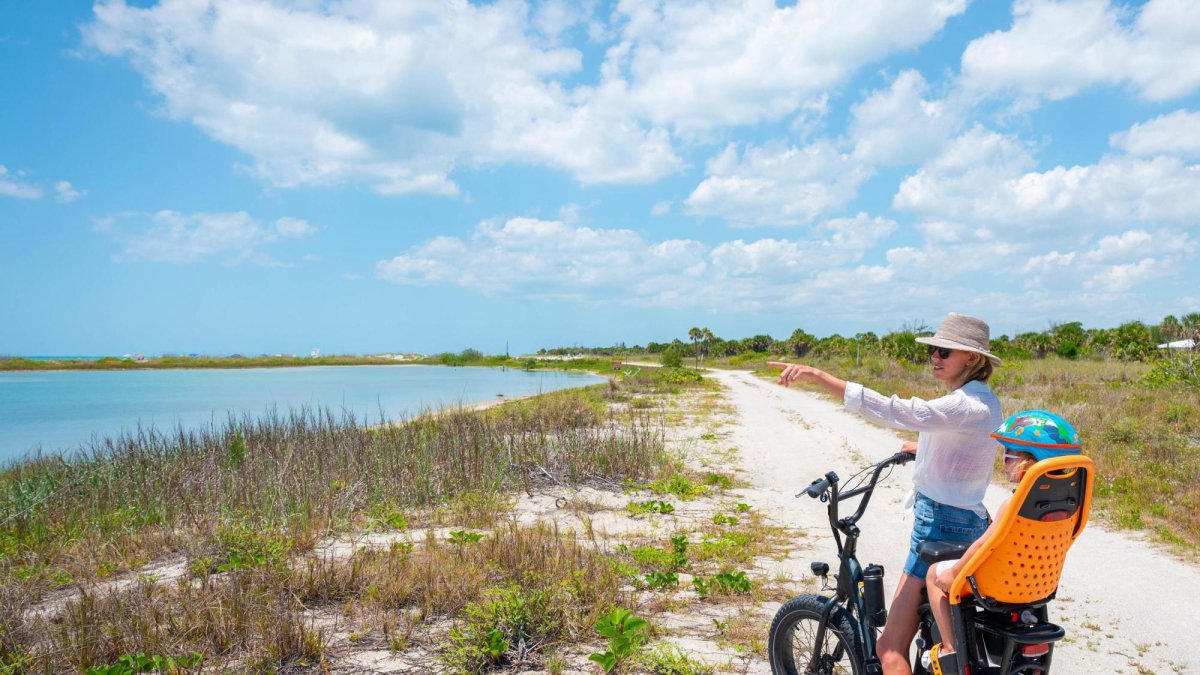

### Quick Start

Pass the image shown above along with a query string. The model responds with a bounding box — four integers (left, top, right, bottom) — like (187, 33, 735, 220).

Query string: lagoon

(0, 365, 604, 464)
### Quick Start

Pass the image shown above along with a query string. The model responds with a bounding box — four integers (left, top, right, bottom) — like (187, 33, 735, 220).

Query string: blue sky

(2, 0, 1199, 357)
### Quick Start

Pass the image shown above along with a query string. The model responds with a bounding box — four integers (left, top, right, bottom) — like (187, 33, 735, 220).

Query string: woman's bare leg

(877, 573, 926, 675)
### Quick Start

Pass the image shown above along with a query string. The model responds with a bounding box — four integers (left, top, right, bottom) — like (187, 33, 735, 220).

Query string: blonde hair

(1012, 452, 1036, 475)
(952, 352, 994, 389)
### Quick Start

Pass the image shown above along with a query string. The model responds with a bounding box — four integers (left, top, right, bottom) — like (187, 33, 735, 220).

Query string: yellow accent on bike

(929, 643, 945, 675)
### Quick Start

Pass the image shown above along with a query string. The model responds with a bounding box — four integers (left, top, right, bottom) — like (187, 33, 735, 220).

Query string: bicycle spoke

(790, 618, 855, 674)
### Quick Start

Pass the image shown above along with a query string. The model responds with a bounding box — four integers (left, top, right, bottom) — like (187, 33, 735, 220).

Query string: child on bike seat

(925, 409, 1083, 675)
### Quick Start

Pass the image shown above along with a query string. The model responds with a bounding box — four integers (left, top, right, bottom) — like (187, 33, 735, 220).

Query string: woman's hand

(767, 361, 848, 400)
(767, 361, 825, 386)
(900, 441, 918, 455)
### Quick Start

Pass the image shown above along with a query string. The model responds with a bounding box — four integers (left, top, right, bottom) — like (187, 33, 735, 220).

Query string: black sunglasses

(926, 345, 954, 359)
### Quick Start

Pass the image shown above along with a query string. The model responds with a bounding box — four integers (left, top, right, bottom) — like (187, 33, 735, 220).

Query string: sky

(2, 0, 1199, 357)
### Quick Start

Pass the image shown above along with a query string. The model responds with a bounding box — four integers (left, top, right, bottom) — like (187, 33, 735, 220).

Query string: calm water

(0, 366, 603, 464)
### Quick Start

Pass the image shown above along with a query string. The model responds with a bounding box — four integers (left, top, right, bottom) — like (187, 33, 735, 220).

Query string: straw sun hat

(914, 312, 1002, 366)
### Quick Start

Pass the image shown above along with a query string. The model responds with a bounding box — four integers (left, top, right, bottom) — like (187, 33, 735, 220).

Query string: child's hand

(933, 563, 957, 593)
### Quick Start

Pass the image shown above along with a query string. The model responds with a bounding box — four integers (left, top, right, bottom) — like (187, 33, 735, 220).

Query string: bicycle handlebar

(799, 451, 915, 538)
(801, 472, 837, 499)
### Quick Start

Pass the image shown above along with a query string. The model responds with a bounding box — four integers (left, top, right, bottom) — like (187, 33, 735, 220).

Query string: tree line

(538, 313, 1200, 365)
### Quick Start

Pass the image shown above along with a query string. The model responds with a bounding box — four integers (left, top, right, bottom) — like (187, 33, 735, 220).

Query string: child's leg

(925, 562, 957, 653)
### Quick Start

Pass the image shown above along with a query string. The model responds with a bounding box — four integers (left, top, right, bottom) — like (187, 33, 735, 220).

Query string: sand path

(708, 368, 1195, 675)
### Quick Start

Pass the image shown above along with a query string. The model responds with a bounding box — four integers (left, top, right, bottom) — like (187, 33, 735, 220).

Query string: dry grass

(0, 380, 685, 672)
(762, 355, 1200, 552)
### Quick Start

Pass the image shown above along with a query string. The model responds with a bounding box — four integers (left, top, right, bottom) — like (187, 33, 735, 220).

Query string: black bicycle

(768, 451, 1087, 675)
(767, 451, 922, 675)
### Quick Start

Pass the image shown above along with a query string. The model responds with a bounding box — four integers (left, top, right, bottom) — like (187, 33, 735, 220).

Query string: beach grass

(0, 367, 716, 672)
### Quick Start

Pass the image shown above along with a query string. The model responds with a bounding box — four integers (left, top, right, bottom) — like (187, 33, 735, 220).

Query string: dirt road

(709, 369, 1194, 675)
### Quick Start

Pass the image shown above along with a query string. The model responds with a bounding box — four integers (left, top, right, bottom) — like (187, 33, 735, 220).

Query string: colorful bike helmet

(991, 409, 1082, 461)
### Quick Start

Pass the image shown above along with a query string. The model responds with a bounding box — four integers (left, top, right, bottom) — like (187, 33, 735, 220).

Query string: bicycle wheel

(768, 594, 865, 675)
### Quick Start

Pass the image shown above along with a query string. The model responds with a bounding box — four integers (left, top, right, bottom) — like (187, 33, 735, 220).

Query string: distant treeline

(538, 313, 1200, 364)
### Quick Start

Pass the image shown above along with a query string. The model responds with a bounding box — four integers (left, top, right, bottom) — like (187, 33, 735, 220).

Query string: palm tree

(700, 327, 715, 365)
(688, 327, 703, 366)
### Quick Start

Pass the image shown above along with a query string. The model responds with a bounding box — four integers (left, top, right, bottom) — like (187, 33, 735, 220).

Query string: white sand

(707, 368, 1195, 674)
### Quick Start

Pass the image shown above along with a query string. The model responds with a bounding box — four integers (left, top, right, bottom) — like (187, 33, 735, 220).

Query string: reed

(0, 380, 685, 671)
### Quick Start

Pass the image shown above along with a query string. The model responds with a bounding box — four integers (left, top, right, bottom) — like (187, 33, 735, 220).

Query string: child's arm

(932, 497, 1011, 593)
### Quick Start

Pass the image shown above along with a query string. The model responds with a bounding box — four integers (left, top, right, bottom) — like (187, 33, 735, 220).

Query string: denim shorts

(904, 493, 988, 579)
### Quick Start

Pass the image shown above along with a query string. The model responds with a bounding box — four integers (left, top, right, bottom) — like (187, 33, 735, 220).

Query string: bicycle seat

(946, 455, 1094, 609)
(917, 540, 970, 564)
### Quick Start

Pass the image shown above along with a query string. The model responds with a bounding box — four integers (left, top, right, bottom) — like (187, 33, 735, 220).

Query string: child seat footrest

(974, 619, 1065, 644)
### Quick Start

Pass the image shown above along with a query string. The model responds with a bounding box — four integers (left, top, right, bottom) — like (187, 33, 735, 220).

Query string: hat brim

(915, 336, 1002, 366)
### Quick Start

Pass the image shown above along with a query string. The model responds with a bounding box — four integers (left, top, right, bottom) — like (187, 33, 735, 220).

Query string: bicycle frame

(801, 451, 914, 674)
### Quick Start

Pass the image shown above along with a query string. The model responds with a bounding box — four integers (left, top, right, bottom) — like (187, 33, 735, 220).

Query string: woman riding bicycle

(770, 312, 1004, 675)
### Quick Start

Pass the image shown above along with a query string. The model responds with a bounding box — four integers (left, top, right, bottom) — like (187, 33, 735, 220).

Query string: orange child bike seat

(948, 455, 1095, 606)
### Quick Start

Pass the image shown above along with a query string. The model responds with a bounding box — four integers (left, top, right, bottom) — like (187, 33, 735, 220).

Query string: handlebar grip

(895, 451, 916, 465)
(803, 477, 831, 498)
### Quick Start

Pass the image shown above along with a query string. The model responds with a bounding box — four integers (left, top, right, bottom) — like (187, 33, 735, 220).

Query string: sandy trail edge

(709, 369, 1194, 675)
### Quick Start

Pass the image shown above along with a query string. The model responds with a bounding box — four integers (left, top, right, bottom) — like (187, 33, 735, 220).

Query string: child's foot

(928, 643, 959, 675)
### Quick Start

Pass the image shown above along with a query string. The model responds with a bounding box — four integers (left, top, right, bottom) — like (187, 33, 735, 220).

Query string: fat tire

(769, 594, 866, 675)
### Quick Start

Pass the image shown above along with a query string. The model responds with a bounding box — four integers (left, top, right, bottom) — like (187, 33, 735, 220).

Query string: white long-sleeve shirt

(843, 379, 1004, 512)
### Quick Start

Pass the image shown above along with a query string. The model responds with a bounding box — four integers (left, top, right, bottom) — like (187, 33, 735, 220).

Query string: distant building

(310, 348, 321, 358)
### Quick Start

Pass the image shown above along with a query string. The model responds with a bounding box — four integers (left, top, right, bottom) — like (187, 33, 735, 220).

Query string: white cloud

(1019, 250, 1076, 275)
(1110, 109, 1200, 158)
(83, 0, 967, 194)
(708, 216, 893, 277)
(1085, 229, 1155, 263)
(54, 181, 85, 203)
(377, 212, 893, 309)
(378, 216, 706, 301)
(532, 0, 583, 42)
(685, 140, 872, 226)
(650, 200, 672, 216)
(914, 220, 995, 244)
(849, 70, 962, 166)
(892, 126, 1033, 221)
(1010, 229, 1194, 293)
(961, 0, 1200, 105)
(894, 126, 1200, 229)
(102, 210, 316, 264)
(0, 167, 88, 202)
(84, 0, 667, 191)
(274, 216, 317, 238)
(1085, 258, 1161, 292)
(607, 0, 967, 134)
(0, 165, 42, 199)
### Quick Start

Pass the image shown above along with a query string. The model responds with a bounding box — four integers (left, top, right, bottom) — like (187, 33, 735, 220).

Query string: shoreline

(0, 366, 611, 465)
